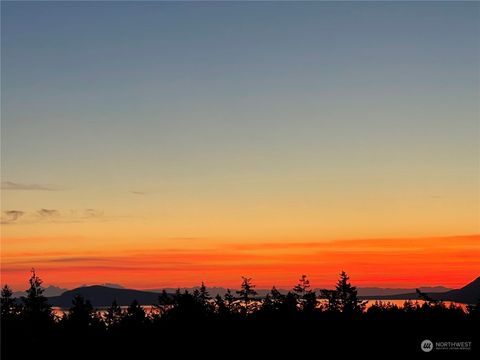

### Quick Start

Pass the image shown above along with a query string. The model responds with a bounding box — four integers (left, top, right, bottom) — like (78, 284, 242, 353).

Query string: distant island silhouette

(19, 276, 479, 307)
(360, 277, 480, 304)
(11, 283, 453, 301)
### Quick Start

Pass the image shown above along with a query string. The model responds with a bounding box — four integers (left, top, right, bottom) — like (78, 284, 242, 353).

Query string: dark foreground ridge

(2, 271, 479, 359)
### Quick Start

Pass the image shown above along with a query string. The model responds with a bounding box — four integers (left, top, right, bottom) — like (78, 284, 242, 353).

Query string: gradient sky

(1, 1, 479, 291)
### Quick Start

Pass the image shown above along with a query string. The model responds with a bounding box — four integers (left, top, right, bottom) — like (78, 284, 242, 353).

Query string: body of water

(51, 300, 468, 317)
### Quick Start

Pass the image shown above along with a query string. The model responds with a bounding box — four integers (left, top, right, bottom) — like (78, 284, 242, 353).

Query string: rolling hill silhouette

(13, 285, 67, 298)
(360, 276, 480, 304)
(435, 276, 480, 303)
(46, 277, 480, 307)
(146, 285, 451, 297)
(48, 285, 164, 307)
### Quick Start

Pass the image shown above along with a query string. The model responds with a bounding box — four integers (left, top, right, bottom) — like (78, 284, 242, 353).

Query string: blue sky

(1, 1, 479, 240)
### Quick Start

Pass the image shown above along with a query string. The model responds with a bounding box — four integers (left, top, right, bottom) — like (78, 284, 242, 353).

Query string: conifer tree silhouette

(64, 294, 103, 332)
(104, 300, 123, 328)
(237, 277, 257, 314)
(22, 269, 53, 325)
(1, 285, 19, 319)
(293, 275, 317, 312)
(335, 271, 366, 313)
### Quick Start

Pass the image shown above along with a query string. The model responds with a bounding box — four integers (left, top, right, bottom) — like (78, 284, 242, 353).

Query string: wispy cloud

(84, 209, 103, 218)
(68, 209, 104, 219)
(1, 210, 25, 224)
(3, 256, 112, 265)
(1, 181, 62, 191)
(44, 256, 111, 263)
(129, 189, 158, 196)
(37, 208, 60, 219)
(130, 188, 159, 196)
(2, 208, 106, 225)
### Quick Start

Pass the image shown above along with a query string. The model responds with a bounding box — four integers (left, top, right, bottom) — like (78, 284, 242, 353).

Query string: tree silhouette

(302, 291, 317, 313)
(1, 269, 476, 359)
(415, 288, 440, 306)
(104, 300, 123, 328)
(168, 290, 206, 320)
(335, 271, 366, 313)
(1, 285, 19, 319)
(63, 294, 103, 332)
(293, 274, 316, 312)
(293, 274, 311, 298)
(260, 292, 274, 313)
(467, 299, 480, 320)
(281, 292, 299, 316)
(158, 289, 172, 306)
(22, 269, 53, 325)
(223, 289, 236, 314)
(155, 289, 173, 318)
(260, 286, 287, 315)
(1, 284, 22, 359)
(236, 277, 257, 314)
(215, 294, 231, 317)
(270, 286, 283, 301)
(194, 282, 213, 313)
(125, 300, 146, 324)
(402, 300, 417, 313)
(199, 282, 210, 302)
(320, 289, 340, 312)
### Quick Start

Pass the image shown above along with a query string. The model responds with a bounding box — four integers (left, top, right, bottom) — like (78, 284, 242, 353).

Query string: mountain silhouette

(147, 286, 451, 297)
(48, 285, 165, 307)
(440, 276, 480, 303)
(360, 276, 480, 304)
(46, 277, 479, 307)
(13, 285, 67, 298)
(355, 286, 451, 296)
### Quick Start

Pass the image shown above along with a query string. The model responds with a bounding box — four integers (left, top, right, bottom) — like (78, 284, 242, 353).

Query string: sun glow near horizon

(2, 234, 479, 291)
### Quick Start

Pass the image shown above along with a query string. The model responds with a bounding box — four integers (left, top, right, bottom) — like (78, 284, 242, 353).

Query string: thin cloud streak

(1, 181, 62, 191)
(2, 209, 106, 225)
(37, 208, 60, 218)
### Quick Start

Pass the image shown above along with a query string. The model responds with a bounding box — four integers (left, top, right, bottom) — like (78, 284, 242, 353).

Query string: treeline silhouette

(2, 270, 479, 358)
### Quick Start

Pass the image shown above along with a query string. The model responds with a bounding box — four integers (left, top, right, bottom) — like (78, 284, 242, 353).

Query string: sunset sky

(1, 2, 479, 291)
